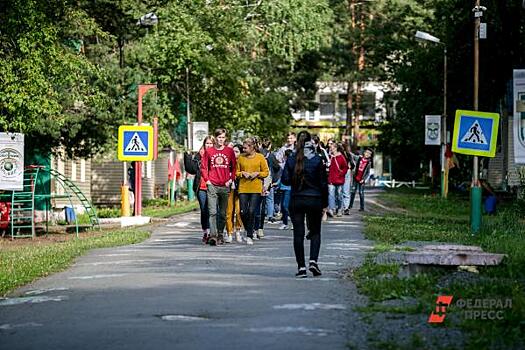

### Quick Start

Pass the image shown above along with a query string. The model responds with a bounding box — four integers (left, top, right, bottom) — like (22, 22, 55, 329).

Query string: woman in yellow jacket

(225, 144, 244, 243)
(236, 138, 270, 245)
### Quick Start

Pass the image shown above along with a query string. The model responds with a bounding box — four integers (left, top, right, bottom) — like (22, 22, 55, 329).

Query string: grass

(0, 228, 150, 297)
(353, 189, 525, 349)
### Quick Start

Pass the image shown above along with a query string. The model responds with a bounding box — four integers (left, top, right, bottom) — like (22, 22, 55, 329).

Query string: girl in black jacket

(281, 131, 328, 278)
(184, 136, 215, 243)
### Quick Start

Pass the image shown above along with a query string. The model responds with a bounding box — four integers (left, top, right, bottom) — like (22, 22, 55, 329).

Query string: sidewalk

(0, 204, 374, 349)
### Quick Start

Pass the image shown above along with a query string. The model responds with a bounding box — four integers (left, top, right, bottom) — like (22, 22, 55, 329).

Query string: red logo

(428, 296, 453, 323)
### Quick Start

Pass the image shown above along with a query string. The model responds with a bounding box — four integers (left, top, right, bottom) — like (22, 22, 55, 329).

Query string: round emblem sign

(0, 148, 23, 178)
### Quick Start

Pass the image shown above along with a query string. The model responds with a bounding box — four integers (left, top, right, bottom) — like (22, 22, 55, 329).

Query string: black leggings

(289, 195, 323, 268)
(239, 193, 261, 238)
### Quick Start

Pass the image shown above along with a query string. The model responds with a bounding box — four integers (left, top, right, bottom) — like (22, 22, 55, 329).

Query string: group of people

(184, 128, 373, 278)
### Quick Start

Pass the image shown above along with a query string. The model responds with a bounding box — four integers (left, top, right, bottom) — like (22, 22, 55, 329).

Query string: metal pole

(471, 0, 482, 233)
(441, 46, 448, 198)
(186, 67, 192, 151)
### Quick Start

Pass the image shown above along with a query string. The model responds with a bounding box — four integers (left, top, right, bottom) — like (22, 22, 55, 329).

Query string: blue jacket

(281, 142, 328, 207)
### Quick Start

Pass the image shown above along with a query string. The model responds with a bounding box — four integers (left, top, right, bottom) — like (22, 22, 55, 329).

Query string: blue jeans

(266, 187, 275, 218)
(281, 189, 291, 225)
(342, 170, 352, 209)
(349, 182, 365, 210)
(328, 184, 344, 212)
(197, 190, 209, 231)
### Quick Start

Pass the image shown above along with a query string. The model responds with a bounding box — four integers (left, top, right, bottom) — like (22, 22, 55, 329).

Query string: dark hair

(336, 142, 345, 154)
(214, 128, 227, 137)
(287, 131, 296, 137)
(293, 131, 312, 189)
(312, 134, 320, 144)
(261, 138, 272, 149)
(233, 143, 243, 153)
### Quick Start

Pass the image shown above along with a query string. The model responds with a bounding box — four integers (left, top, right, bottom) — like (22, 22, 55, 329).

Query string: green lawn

(354, 189, 525, 349)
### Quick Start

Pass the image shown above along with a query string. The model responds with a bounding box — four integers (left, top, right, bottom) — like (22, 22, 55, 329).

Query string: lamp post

(415, 30, 448, 198)
(470, 0, 486, 233)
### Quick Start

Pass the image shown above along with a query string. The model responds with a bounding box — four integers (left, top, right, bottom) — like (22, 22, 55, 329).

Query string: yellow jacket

(236, 153, 270, 194)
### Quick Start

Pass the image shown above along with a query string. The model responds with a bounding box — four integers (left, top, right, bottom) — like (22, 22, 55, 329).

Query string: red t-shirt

(328, 154, 348, 185)
(200, 146, 236, 186)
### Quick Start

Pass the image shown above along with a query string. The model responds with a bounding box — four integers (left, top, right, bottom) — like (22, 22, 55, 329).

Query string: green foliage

(0, 228, 149, 296)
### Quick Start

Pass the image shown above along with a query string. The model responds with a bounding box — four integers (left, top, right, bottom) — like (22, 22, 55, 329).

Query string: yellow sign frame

(118, 125, 154, 161)
(452, 110, 499, 157)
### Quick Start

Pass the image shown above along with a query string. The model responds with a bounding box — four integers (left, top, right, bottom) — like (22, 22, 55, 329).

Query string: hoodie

(281, 141, 328, 207)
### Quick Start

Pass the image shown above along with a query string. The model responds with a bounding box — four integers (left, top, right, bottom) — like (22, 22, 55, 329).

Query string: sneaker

(326, 210, 334, 218)
(279, 224, 289, 230)
(217, 235, 225, 245)
(224, 234, 233, 243)
(257, 229, 264, 239)
(344, 209, 350, 215)
(201, 232, 209, 244)
(246, 237, 254, 245)
(207, 236, 217, 246)
(235, 231, 243, 243)
(268, 217, 276, 223)
(358, 208, 364, 212)
(309, 261, 322, 276)
(295, 268, 307, 278)
(336, 210, 343, 217)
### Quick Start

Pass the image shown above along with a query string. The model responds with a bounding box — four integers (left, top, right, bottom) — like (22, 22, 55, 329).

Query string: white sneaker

(246, 237, 254, 245)
(235, 231, 243, 243)
(257, 229, 264, 239)
(279, 224, 289, 230)
(224, 234, 233, 243)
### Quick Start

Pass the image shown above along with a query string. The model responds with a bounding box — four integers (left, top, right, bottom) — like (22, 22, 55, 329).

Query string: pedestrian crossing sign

(452, 110, 499, 157)
(118, 125, 154, 161)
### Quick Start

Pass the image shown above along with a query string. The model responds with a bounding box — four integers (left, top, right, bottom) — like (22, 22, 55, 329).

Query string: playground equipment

(0, 165, 99, 239)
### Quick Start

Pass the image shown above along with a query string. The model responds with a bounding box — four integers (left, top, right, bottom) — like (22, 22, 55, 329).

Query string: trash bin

(186, 178, 195, 201)
(65, 206, 76, 224)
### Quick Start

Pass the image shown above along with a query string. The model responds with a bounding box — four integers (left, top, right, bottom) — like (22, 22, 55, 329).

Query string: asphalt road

(0, 205, 374, 350)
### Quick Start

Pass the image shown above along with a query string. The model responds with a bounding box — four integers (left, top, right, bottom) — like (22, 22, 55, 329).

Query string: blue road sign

(118, 125, 153, 161)
(452, 110, 499, 157)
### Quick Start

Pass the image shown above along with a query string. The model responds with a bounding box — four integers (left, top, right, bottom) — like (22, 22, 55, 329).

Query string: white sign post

(513, 69, 525, 164)
(0, 133, 24, 190)
(425, 115, 442, 145)
(192, 122, 209, 152)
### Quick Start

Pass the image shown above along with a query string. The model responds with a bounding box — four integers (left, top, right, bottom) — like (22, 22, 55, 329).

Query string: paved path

(0, 204, 375, 349)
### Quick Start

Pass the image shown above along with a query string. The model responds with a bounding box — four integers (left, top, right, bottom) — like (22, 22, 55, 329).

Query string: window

(338, 94, 348, 118)
(71, 161, 77, 181)
(80, 159, 86, 182)
(319, 94, 335, 116)
(360, 92, 376, 119)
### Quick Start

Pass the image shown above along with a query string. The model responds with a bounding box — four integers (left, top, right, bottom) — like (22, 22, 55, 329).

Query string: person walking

(201, 129, 236, 246)
(278, 149, 293, 230)
(184, 136, 215, 243)
(226, 144, 244, 243)
(327, 142, 349, 217)
(237, 138, 270, 245)
(281, 131, 328, 278)
(348, 148, 373, 212)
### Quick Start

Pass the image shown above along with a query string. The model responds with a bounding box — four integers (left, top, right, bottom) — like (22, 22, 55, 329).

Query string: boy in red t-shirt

(201, 128, 236, 245)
